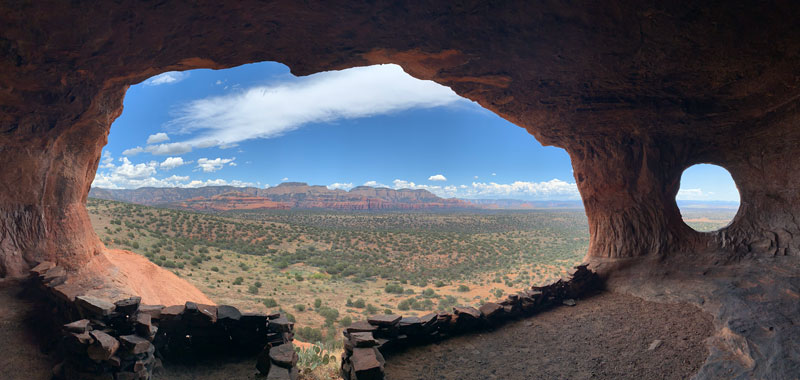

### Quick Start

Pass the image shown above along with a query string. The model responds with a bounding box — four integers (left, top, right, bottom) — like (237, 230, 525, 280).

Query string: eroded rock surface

(1, 1, 800, 276)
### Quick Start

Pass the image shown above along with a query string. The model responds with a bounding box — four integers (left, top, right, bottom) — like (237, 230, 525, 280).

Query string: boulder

(75, 296, 116, 317)
(269, 343, 298, 368)
(87, 331, 120, 361)
(217, 305, 242, 321)
(183, 302, 217, 326)
(563, 299, 577, 306)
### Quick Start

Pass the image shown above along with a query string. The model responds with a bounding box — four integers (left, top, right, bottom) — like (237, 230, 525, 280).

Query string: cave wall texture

(1, 1, 800, 277)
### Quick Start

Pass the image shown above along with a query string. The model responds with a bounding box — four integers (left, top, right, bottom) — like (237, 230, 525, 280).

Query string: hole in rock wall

(88, 61, 593, 360)
(677, 164, 741, 232)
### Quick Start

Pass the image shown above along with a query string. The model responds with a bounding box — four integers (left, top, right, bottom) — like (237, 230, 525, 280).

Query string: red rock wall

(2, 1, 800, 276)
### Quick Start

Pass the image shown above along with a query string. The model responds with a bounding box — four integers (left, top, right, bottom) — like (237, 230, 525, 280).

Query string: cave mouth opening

(87, 61, 592, 353)
(677, 164, 741, 232)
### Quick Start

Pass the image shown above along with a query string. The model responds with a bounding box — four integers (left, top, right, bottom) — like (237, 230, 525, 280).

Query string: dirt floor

(0, 279, 58, 380)
(384, 291, 714, 380)
(0, 279, 714, 380)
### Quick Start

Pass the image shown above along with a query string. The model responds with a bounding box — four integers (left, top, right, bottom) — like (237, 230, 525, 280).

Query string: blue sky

(94, 62, 739, 202)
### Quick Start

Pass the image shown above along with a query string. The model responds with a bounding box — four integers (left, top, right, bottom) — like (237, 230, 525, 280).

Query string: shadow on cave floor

(383, 291, 713, 380)
(0, 278, 59, 380)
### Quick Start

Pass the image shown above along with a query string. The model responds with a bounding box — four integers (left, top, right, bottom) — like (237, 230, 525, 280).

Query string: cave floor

(0, 279, 58, 380)
(383, 291, 713, 380)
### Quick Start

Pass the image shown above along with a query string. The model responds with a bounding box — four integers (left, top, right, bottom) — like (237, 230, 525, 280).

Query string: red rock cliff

(2, 1, 800, 276)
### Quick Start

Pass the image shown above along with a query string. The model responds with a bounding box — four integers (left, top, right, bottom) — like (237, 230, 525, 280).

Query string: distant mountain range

(89, 183, 475, 211)
(88, 183, 591, 211)
(89, 184, 738, 212)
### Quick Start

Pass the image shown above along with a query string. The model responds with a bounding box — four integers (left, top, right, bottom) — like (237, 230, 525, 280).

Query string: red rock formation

(0, 1, 799, 275)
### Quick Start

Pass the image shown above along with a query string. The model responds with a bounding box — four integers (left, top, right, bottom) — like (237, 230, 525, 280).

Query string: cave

(2, 1, 800, 378)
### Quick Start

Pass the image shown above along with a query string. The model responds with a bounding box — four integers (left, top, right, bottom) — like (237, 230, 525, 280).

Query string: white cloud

(144, 71, 188, 86)
(115, 157, 158, 179)
(465, 179, 580, 199)
(491, 173, 497, 176)
(473, 176, 479, 179)
(159, 157, 187, 170)
(144, 142, 193, 155)
(146, 133, 170, 144)
(327, 182, 355, 191)
(122, 146, 144, 156)
(387, 178, 580, 200)
(282, 177, 289, 181)
(363, 180, 390, 188)
(428, 174, 447, 182)
(196, 157, 236, 173)
(100, 152, 115, 169)
(165, 64, 464, 149)
(676, 188, 716, 200)
(121, 142, 192, 156)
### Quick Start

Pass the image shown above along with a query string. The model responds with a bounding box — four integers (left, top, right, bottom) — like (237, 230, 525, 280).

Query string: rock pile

(340, 265, 601, 380)
(57, 295, 159, 379)
(31, 262, 296, 380)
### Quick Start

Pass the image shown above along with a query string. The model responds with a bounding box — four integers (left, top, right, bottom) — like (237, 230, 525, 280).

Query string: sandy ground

(384, 291, 713, 380)
(0, 279, 57, 380)
(75, 249, 214, 306)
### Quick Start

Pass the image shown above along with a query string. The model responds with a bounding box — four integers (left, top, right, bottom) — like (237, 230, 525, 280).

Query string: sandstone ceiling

(1, 1, 800, 276)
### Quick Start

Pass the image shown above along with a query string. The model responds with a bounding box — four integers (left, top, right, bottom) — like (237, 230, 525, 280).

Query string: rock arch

(2, 1, 800, 277)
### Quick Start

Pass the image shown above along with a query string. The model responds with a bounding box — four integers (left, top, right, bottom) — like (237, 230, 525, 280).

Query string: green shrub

(263, 298, 278, 308)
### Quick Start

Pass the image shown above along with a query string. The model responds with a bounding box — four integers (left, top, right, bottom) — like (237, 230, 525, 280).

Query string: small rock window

(677, 164, 740, 232)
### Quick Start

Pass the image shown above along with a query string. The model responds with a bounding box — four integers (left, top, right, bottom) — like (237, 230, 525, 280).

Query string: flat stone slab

(346, 320, 378, 333)
(119, 334, 152, 354)
(368, 314, 401, 326)
(138, 304, 164, 320)
(114, 296, 141, 315)
(269, 342, 298, 368)
(454, 306, 481, 319)
(30, 261, 55, 277)
(42, 266, 67, 285)
(87, 331, 119, 361)
(479, 302, 503, 318)
(52, 283, 82, 303)
(352, 347, 383, 378)
(398, 316, 421, 327)
(160, 305, 185, 319)
(419, 313, 437, 326)
(64, 319, 91, 333)
(350, 332, 379, 347)
(76, 295, 116, 317)
(269, 315, 293, 333)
